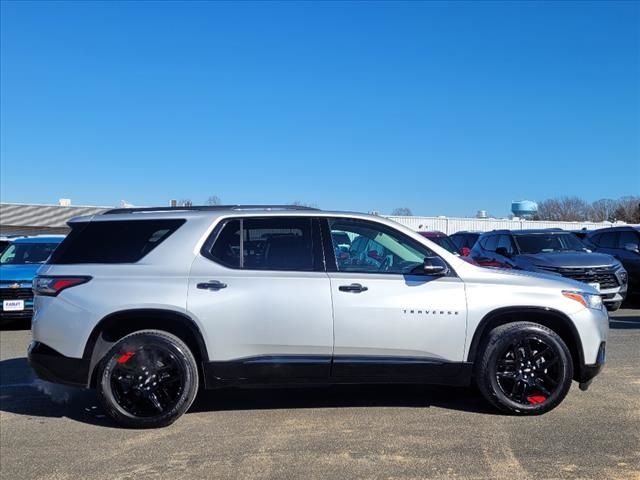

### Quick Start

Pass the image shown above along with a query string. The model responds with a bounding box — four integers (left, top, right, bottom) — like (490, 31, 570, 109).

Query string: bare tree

(613, 196, 640, 223)
(536, 197, 591, 221)
(206, 195, 222, 206)
(590, 198, 618, 222)
(391, 207, 413, 216)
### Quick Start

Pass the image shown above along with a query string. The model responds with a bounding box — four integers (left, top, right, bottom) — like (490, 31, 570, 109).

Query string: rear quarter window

(49, 219, 186, 264)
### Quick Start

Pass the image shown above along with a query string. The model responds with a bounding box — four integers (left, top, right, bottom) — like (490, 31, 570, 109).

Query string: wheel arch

(84, 308, 209, 387)
(467, 307, 585, 382)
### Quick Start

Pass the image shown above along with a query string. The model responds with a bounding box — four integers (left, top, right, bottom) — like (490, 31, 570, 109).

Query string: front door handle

(339, 283, 368, 293)
(197, 280, 227, 291)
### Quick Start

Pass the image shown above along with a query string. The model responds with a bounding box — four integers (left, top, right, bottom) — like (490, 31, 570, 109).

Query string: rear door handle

(197, 280, 227, 291)
(339, 283, 368, 293)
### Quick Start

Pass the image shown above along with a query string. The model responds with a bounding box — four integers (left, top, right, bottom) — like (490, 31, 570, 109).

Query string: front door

(324, 218, 467, 378)
(188, 216, 333, 380)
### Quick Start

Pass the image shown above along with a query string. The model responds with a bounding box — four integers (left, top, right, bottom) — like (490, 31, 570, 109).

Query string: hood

(517, 251, 619, 269)
(465, 264, 601, 295)
(0, 264, 43, 284)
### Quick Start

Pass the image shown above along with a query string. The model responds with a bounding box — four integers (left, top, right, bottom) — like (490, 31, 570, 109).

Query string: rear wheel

(97, 330, 198, 428)
(476, 322, 573, 415)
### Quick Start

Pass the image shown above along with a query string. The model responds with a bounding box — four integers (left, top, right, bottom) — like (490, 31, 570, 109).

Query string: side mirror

(423, 256, 448, 276)
(495, 247, 511, 258)
(460, 247, 471, 257)
(624, 243, 640, 253)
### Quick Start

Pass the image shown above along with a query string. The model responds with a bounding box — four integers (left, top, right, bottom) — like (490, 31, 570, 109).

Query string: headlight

(562, 290, 604, 310)
(617, 268, 628, 285)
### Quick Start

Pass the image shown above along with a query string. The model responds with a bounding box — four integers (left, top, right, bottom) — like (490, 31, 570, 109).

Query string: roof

(587, 226, 640, 234)
(71, 206, 383, 224)
(0, 203, 110, 228)
(103, 205, 319, 214)
(12, 235, 66, 244)
(482, 228, 569, 235)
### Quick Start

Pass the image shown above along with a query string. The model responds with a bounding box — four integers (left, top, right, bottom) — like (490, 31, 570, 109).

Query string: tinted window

(0, 242, 60, 265)
(452, 233, 479, 250)
(428, 236, 459, 254)
(597, 232, 618, 248)
(618, 230, 639, 248)
(450, 234, 464, 250)
(329, 218, 432, 274)
(496, 235, 514, 255)
(513, 233, 586, 254)
(482, 235, 498, 251)
(208, 218, 314, 271)
(209, 220, 241, 268)
(49, 220, 185, 264)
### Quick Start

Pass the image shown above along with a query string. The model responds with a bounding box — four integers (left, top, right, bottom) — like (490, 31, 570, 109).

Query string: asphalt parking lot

(1, 310, 638, 480)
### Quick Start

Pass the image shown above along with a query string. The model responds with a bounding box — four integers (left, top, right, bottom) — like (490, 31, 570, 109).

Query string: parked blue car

(0, 236, 65, 323)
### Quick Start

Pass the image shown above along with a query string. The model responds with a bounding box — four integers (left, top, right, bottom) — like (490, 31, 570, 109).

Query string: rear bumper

(27, 341, 89, 387)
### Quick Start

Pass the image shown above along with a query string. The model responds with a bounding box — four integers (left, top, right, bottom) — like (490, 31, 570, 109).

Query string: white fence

(385, 216, 634, 235)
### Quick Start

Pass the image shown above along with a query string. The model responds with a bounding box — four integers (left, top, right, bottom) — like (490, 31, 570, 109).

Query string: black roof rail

(103, 205, 320, 214)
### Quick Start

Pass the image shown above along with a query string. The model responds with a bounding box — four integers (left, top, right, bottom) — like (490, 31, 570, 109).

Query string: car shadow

(609, 314, 640, 329)
(0, 319, 31, 331)
(0, 357, 498, 428)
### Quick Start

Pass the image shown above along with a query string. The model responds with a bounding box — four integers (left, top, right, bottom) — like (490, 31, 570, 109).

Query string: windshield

(514, 233, 587, 254)
(0, 243, 59, 265)
(429, 236, 460, 255)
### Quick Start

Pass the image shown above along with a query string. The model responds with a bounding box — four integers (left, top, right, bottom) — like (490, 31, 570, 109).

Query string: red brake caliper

(117, 351, 136, 364)
(527, 395, 546, 405)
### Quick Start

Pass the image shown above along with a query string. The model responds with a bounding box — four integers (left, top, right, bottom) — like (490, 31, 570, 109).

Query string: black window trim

(200, 216, 324, 273)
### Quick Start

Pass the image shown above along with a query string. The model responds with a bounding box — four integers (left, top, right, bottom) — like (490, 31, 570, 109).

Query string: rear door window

(597, 232, 618, 248)
(482, 235, 498, 251)
(496, 235, 515, 255)
(49, 219, 185, 264)
(618, 231, 639, 248)
(206, 217, 316, 271)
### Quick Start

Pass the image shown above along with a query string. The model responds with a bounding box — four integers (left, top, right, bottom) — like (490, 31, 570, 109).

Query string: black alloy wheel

(97, 330, 199, 428)
(476, 322, 573, 415)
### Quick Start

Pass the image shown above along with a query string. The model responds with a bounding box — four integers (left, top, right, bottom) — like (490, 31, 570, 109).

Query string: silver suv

(29, 206, 608, 428)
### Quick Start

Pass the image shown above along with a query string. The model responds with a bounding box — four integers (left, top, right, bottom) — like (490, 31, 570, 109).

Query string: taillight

(33, 276, 91, 296)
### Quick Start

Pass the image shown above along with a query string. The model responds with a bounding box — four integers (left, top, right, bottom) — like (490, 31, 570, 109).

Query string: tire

(475, 322, 573, 415)
(96, 330, 199, 428)
(606, 301, 622, 312)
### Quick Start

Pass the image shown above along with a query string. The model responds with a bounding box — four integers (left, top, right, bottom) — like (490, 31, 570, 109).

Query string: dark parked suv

(585, 226, 640, 297)
(450, 231, 481, 256)
(470, 229, 628, 311)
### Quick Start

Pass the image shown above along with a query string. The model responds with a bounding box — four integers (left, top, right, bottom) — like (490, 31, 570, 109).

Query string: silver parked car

(29, 206, 608, 428)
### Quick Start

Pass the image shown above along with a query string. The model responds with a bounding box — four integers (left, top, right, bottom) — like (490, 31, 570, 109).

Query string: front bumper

(577, 341, 606, 390)
(600, 283, 627, 306)
(0, 286, 35, 321)
(28, 341, 89, 387)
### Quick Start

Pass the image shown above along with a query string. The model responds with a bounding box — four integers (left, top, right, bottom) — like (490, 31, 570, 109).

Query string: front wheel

(97, 330, 199, 428)
(476, 322, 573, 415)
(606, 301, 622, 312)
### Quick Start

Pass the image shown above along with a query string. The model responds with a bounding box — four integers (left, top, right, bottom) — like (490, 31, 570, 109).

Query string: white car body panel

(187, 255, 333, 361)
(30, 208, 608, 384)
(328, 273, 467, 361)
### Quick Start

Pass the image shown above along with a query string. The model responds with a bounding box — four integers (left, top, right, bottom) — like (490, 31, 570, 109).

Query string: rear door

(187, 216, 334, 380)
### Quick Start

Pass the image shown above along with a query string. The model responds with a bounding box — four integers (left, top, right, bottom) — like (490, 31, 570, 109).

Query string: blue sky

(1, 1, 638, 217)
